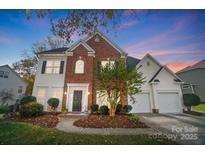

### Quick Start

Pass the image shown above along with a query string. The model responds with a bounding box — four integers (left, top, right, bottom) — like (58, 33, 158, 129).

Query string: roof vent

(174, 79, 181, 82)
(95, 35, 100, 42)
(153, 79, 160, 82)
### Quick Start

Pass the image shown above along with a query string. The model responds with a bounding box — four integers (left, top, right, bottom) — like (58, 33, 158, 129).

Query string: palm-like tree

(96, 59, 144, 116)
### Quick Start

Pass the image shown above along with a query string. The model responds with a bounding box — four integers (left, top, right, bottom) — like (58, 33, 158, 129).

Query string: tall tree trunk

(110, 106, 115, 117)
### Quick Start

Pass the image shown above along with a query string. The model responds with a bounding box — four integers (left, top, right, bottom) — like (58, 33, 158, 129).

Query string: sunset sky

(0, 10, 205, 72)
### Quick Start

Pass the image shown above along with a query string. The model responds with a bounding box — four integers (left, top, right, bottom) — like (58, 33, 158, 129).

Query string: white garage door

(158, 92, 181, 113)
(129, 93, 151, 113)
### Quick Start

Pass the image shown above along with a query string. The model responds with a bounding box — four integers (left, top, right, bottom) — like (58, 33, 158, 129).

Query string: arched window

(75, 60, 84, 74)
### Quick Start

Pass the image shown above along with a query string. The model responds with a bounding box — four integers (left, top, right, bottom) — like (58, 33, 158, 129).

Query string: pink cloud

(172, 14, 197, 33)
(165, 61, 197, 72)
(118, 19, 139, 30)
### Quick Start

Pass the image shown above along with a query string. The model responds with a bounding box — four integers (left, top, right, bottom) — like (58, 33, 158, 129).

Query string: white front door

(129, 93, 151, 113)
(157, 92, 181, 113)
(67, 83, 89, 112)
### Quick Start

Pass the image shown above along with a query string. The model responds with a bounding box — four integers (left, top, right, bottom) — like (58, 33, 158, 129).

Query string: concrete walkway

(56, 115, 159, 135)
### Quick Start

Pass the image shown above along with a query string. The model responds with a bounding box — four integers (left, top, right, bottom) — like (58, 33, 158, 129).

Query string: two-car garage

(129, 91, 182, 113)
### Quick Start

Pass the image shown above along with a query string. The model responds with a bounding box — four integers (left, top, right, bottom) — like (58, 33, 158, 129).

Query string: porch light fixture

(87, 92, 90, 95)
(64, 91, 67, 95)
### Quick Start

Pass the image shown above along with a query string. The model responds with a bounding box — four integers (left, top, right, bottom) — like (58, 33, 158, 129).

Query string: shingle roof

(126, 56, 140, 69)
(38, 47, 69, 54)
(149, 67, 163, 82)
(177, 59, 205, 74)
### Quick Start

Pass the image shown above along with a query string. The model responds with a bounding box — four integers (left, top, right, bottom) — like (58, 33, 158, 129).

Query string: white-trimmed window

(182, 84, 190, 89)
(45, 60, 60, 74)
(0, 70, 9, 78)
(0, 70, 3, 77)
(101, 60, 115, 67)
(51, 88, 62, 101)
(75, 60, 84, 74)
(18, 86, 23, 94)
(37, 88, 46, 104)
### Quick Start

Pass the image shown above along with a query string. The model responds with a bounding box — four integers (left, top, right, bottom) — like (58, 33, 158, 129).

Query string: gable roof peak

(85, 30, 127, 56)
(67, 40, 95, 53)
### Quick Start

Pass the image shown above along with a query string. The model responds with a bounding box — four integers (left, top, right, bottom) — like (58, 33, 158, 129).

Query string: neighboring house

(32, 31, 184, 113)
(0, 65, 27, 105)
(176, 59, 205, 102)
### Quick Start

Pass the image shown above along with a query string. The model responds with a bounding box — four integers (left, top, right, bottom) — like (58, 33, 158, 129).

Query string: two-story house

(32, 31, 184, 113)
(0, 65, 27, 105)
(177, 59, 205, 102)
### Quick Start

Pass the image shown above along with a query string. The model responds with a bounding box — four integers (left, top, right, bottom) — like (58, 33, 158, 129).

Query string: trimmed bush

(0, 105, 9, 114)
(20, 102, 43, 117)
(99, 105, 109, 115)
(183, 93, 201, 111)
(20, 96, 36, 105)
(47, 98, 59, 111)
(123, 105, 132, 113)
(129, 114, 140, 124)
(115, 104, 122, 114)
(91, 104, 99, 113)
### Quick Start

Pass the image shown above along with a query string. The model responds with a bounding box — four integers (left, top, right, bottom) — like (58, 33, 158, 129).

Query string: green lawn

(0, 121, 176, 145)
(192, 104, 205, 112)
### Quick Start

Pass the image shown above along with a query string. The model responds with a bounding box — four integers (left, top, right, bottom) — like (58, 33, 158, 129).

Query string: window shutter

(41, 61, 46, 74)
(59, 61, 64, 74)
(97, 61, 101, 74)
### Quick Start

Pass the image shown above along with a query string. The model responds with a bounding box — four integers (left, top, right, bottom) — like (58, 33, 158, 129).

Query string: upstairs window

(0, 70, 3, 77)
(75, 60, 84, 74)
(42, 60, 64, 74)
(101, 60, 115, 67)
(45, 60, 60, 74)
(0, 70, 9, 78)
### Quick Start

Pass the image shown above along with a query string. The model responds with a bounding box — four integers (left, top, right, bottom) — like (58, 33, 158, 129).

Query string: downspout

(190, 84, 195, 94)
(150, 83, 158, 113)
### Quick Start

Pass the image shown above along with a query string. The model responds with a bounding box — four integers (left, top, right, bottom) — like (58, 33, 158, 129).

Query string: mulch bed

(73, 114, 148, 128)
(9, 112, 59, 128)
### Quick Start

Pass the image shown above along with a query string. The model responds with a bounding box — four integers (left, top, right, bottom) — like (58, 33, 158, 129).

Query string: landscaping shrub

(123, 105, 132, 113)
(0, 105, 9, 114)
(20, 102, 43, 117)
(47, 98, 59, 111)
(129, 114, 140, 124)
(20, 96, 37, 105)
(91, 104, 99, 113)
(183, 93, 201, 111)
(99, 105, 109, 115)
(115, 104, 122, 114)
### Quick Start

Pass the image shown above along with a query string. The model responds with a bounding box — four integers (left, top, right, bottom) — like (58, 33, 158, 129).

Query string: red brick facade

(62, 34, 123, 111)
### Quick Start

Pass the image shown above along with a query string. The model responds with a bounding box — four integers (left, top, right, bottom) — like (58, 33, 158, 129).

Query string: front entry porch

(66, 83, 89, 113)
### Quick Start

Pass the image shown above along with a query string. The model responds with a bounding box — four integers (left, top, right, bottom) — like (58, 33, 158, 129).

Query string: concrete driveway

(140, 113, 205, 145)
